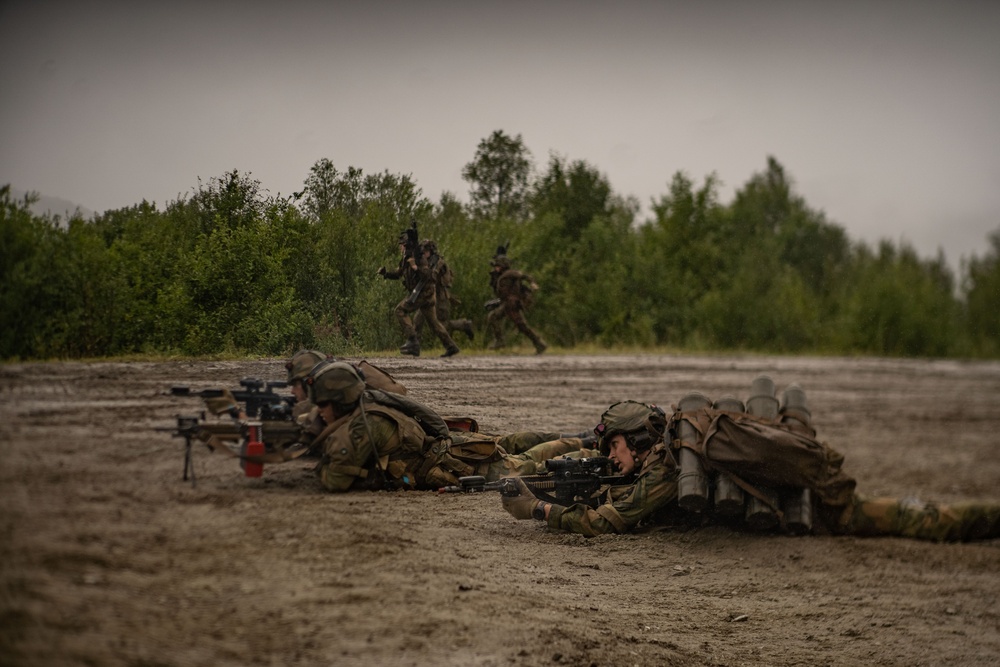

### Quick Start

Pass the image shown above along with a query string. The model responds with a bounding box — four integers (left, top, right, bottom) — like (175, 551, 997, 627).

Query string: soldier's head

(594, 401, 666, 474)
(285, 349, 330, 401)
(420, 239, 438, 261)
(490, 254, 511, 273)
(307, 361, 366, 420)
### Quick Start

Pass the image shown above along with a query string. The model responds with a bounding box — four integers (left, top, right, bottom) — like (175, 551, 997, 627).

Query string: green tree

(842, 241, 957, 357)
(531, 154, 612, 239)
(963, 228, 1000, 356)
(461, 130, 533, 220)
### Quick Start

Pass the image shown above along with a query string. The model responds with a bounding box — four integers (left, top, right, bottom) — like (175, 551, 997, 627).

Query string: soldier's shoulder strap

(364, 389, 450, 440)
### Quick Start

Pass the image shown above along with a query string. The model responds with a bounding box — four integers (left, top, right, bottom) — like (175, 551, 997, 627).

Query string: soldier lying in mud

(499, 384, 1000, 542)
(193, 355, 593, 491)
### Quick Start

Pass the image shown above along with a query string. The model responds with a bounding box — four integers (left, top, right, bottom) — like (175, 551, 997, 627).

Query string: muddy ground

(1, 353, 999, 667)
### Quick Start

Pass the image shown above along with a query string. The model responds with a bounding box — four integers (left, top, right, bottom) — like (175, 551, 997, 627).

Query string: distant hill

(8, 187, 95, 220)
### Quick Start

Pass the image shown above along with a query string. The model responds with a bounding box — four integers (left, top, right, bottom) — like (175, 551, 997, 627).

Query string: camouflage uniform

(486, 254, 547, 354)
(511, 401, 1000, 542)
(413, 241, 474, 345)
(317, 390, 589, 492)
(835, 495, 1000, 542)
(382, 246, 459, 357)
(287, 354, 409, 455)
(544, 442, 679, 537)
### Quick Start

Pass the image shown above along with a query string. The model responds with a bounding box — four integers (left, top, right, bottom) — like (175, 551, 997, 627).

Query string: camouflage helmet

(419, 239, 438, 254)
(594, 400, 666, 455)
(285, 349, 328, 383)
(308, 361, 365, 409)
(490, 254, 511, 272)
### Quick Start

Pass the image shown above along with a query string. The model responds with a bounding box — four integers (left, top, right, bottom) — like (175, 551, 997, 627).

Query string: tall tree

(963, 228, 1000, 355)
(531, 154, 612, 239)
(461, 130, 533, 220)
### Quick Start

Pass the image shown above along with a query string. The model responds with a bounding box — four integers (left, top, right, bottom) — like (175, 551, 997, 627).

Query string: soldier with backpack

(412, 239, 475, 347)
(378, 226, 461, 358)
(486, 244, 547, 354)
(501, 391, 1000, 542)
(306, 361, 590, 492)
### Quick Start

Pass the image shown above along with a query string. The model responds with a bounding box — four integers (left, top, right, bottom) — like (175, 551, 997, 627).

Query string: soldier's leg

(395, 300, 421, 356)
(438, 297, 474, 341)
(412, 309, 426, 346)
(508, 304, 547, 354)
(422, 304, 460, 356)
(494, 431, 563, 455)
(491, 436, 595, 478)
(486, 306, 507, 350)
(840, 495, 1000, 542)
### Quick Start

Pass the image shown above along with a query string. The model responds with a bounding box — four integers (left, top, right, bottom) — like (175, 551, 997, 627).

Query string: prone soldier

(501, 395, 1000, 542)
(306, 361, 589, 491)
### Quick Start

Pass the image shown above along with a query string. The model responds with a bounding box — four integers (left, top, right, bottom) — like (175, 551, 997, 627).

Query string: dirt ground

(2, 353, 999, 667)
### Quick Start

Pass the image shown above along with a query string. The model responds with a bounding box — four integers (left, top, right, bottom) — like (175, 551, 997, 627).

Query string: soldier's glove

(501, 477, 541, 521)
(203, 389, 239, 417)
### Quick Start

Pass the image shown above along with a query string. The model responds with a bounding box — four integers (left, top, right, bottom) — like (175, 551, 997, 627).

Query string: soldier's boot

(399, 337, 421, 357)
(459, 319, 475, 341)
(441, 344, 460, 358)
(529, 332, 548, 355)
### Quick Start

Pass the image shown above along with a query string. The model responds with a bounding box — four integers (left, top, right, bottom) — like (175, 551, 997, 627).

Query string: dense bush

(2, 142, 998, 360)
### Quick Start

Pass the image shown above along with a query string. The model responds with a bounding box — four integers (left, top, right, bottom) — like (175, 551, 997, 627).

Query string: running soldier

(378, 227, 460, 358)
(486, 245, 547, 354)
(413, 239, 474, 347)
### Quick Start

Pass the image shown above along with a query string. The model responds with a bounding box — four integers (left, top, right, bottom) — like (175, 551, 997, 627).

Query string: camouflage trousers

(491, 436, 591, 479)
(486, 297, 546, 353)
(445, 431, 593, 481)
(395, 298, 458, 352)
(837, 494, 1000, 542)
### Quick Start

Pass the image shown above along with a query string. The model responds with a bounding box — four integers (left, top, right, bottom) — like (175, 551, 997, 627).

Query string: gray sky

(2, 0, 999, 276)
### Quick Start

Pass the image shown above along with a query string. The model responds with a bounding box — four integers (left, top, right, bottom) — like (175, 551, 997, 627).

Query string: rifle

(155, 413, 308, 485)
(170, 377, 296, 419)
(438, 456, 634, 507)
(402, 218, 426, 307)
(154, 414, 205, 486)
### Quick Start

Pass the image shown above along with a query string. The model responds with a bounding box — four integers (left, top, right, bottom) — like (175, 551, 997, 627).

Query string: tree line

(2, 130, 998, 361)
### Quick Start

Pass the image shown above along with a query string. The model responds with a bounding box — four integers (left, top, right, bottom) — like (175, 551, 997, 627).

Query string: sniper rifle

(170, 377, 296, 419)
(155, 413, 307, 486)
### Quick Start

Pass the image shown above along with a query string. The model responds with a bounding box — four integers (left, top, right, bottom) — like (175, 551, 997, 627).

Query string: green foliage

(461, 130, 533, 221)
(531, 155, 613, 240)
(841, 242, 958, 357)
(963, 228, 1000, 356)
(3, 144, 997, 361)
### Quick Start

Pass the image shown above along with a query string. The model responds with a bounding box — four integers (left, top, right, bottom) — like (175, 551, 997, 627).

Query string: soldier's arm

(382, 259, 406, 280)
(546, 465, 678, 537)
(318, 415, 395, 492)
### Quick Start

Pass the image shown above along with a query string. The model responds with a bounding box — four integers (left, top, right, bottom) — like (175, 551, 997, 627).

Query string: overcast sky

(2, 0, 998, 275)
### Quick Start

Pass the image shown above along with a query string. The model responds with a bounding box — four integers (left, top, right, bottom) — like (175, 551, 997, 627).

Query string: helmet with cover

(490, 254, 511, 272)
(308, 361, 366, 413)
(594, 400, 666, 456)
(285, 349, 328, 383)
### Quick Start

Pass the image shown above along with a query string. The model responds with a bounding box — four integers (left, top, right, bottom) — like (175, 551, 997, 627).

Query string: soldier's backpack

(357, 360, 408, 395)
(669, 407, 857, 512)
